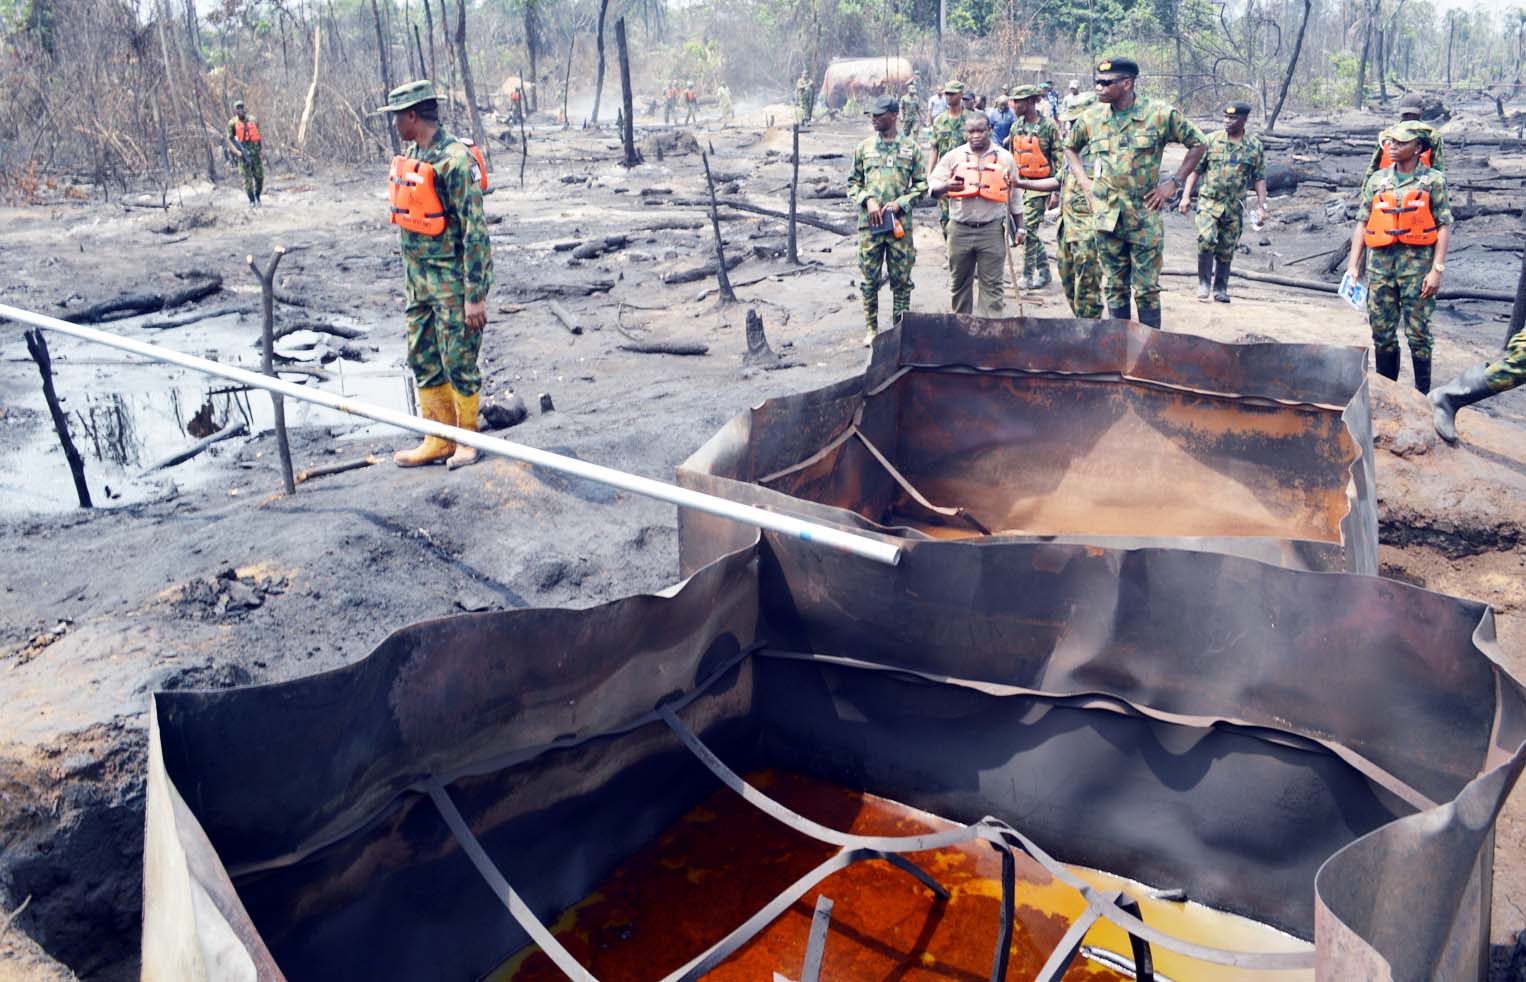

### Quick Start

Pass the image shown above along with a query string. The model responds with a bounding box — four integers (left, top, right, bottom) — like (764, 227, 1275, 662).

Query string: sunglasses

(1094, 77, 1128, 87)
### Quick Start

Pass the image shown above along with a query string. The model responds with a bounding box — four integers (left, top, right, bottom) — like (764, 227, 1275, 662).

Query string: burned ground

(1, 100, 1524, 978)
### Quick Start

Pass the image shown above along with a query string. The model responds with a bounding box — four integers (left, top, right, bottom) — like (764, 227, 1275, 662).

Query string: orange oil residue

(489, 770, 1311, 982)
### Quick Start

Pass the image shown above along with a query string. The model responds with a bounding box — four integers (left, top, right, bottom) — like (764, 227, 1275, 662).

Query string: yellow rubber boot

(393, 384, 456, 467)
(446, 390, 481, 470)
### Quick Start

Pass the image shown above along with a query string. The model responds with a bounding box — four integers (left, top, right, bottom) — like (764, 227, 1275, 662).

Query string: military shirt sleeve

(1429, 172, 1453, 225)
(848, 145, 870, 206)
(1431, 138, 1445, 171)
(1168, 108, 1205, 148)
(1064, 113, 1089, 153)
(1355, 173, 1380, 223)
(893, 145, 927, 214)
(1042, 120, 1062, 173)
(443, 151, 494, 303)
(1251, 138, 1266, 182)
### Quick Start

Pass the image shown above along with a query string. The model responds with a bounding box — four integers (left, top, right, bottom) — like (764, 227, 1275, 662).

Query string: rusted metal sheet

(677, 314, 1378, 576)
(143, 533, 1523, 981)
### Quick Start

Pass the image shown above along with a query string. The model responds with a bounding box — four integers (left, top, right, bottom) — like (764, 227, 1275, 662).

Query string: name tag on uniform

(897, 146, 915, 159)
(471, 164, 483, 184)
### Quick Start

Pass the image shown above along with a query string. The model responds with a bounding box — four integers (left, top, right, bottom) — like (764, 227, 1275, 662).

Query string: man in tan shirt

(929, 113, 1025, 316)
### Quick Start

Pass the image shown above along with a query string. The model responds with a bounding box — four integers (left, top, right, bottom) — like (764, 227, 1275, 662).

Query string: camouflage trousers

(1365, 244, 1435, 360)
(1094, 218, 1163, 316)
(1056, 224, 1103, 319)
(858, 230, 916, 332)
(900, 116, 918, 139)
(1485, 324, 1526, 392)
(1194, 200, 1243, 262)
(238, 146, 264, 199)
(798, 97, 814, 124)
(684, 103, 697, 125)
(663, 102, 676, 124)
(1021, 192, 1049, 280)
(405, 263, 483, 396)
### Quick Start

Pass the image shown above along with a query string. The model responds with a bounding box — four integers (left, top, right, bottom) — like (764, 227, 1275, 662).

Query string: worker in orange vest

(683, 81, 698, 125)
(226, 100, 263, 207)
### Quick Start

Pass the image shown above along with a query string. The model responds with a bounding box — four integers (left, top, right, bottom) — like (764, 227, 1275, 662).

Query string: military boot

(1374, 347, 1400, 381)
(1429, 364, 1494, 444)
(446, 390, 482, 470)
(1212, 258, 1232, 303)
(1136, 306, 1162, 330)
(1196, 254, 1213, 301)
(1412, 356, 1432, 395)
(1035, 263, 1052, 289)
(1107, 305, 1132, 321)
(393, 384, 456, 467)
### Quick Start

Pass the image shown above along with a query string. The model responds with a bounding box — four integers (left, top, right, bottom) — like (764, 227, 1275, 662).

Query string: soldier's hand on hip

(465, 300, 488, 331)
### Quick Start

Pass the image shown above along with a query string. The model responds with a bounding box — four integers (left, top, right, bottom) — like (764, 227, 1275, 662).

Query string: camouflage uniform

(1487, 327, 1526, 392)
(1365, 122, 1445, 181)
(796, 77, 815, 124)
(930, 107, 981, 232)
(1066, 97, 1204, 319)
(1056, 169, 1102, 318)
(1193, 129, 1265, 262)
(227, 116, 264, 202)
(1006, 113, 1061, 284)
(848, 133, 927, 333)
(899, 90, 921, 138)
(1357, 163, 1452, 364)
(401, 126, 494, 396)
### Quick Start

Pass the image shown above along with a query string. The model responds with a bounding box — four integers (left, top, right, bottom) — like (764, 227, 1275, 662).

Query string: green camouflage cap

(1388, 120, 1431, 144)
(375, 79, 439, 113)
(942, 79, 965, 93)
(1010, 83, 1044, 100)
(1060, 93, 1097, 122)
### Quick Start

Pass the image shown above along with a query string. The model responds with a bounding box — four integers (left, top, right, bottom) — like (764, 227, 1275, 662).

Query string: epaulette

(1417, 171, 1435, 185)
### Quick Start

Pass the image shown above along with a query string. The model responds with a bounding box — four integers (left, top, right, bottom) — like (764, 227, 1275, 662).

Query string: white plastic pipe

(1, 303, 902, 567)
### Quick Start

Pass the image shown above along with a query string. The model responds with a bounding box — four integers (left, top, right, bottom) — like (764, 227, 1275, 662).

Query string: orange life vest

(233, 118, 261, 143)
(509, 90, 522, 103)
(1363, 183, 1439, 248)
(685, 89, 696, 102)
(1378, 143, 1433, 169)
(1008, 132, 1051, 179)
(388, 156, 447, 236)
(947, 151, 1010, 203)
(460, 138, 489, 192)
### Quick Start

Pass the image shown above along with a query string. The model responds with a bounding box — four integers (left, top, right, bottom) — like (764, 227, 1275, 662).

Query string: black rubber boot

(1375, 347, 1400, 381)
(1429, 364, 1494, 444)
(1108, 305, 1132, 321)
(1412, 356, 1431, 395)
(1212, 257, 1232, 302)
(1196, 253, 1213, 301)
(1136, 306, 1162, 330)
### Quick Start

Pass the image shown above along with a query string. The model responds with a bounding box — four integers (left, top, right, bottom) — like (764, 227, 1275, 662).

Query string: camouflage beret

(942, 79, 965, 93)
(1388, 120, 1431, 144)
(1010, 84, 1044, 100)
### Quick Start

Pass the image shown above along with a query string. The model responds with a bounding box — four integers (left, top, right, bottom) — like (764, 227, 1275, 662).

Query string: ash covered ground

(1, 98, 1524, 978)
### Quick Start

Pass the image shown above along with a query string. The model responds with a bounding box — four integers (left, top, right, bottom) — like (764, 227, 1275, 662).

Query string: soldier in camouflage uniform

(929, 80, 982, 238)
(1431, 325, 1526, 444)
(1063, 57, 1205, 328)
(1021, 93, 1103, 317)
(1346, 119, 1452, 393)
(379, 80, 495, 470)
(848, 95, 927, 347)
(796, 72, 815, 126)
(226, 100, 264, 207)
(1180, 102, 1268, 303)
(1006, 84, 1062, 291)
(1365, 92, 1446, 181)
(899, 80, 921, 139)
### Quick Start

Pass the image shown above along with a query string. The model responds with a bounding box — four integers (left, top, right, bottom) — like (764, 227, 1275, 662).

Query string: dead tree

(701, 149, 737, 302)
(248, 248, 297, 495)
(423, 0, 437, 79)
(616, 18, 642, 166)
(591, 0, 610, 124)
(788, 124, 801, 264)
(561, 35, 575, 128)
(23, 330, 91, 508)
(1268, 0, 1312, 132)
(371, 0, 401, 154)
(518, 78, 530, 188)
(297, 25, 323, 150)
(455, 0, 491, 165)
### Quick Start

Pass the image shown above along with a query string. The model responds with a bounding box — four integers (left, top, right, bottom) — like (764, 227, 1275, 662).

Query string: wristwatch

(1163, 175, 1181, 189)
(1431, 262, 1447, 273)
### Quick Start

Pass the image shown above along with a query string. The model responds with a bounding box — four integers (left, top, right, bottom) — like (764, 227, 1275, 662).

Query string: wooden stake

(247, 247, 297, 495)
(701, 148, 737, 302)
(615, 18, 642, 167)
(23, 330, 91, 508)
(517, 76, 530, 189)
(788, 124, 803, 264)
(561, 34, 575, 128)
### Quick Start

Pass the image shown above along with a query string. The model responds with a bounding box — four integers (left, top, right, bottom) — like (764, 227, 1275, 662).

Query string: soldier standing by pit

(1345, 120, 1453, 393)
(929, 80, 982, 238)
(1365, 92, 1445, 181)
(1180, 102, 1268, 303)
(899, 79, 921, 139)
(378, 80, 494, 470)
(227, 100, 264, 208)
(929, 113, 1024, 317)
(796, 71, 815, 126)
(1006, 84, 1061, 291)
(1064, 57, 1205, 328)
(848, 95, 927, 348)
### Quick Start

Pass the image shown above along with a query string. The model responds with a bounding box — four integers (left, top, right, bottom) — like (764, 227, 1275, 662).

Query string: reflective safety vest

(1008, 132, 1051, 179)
(460, 138, 489, 192)
(948, 151, 1010, 203)
(1378, 143, 1433, 169)
(388, 156, 447, 236)
(234, 118, 262, 143)
(1363, 184, 1439, 248)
